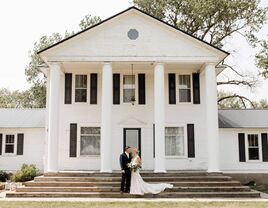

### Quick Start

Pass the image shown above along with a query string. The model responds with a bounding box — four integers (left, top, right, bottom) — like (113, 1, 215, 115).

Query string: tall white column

(204, 63, 220, 173)
(100, 62, 113, 173)
(46, 63, 61, 173)
(154, 63, 166, 173)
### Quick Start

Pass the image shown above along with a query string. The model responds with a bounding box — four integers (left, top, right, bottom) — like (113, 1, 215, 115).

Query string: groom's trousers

(121, 169, 131, 192)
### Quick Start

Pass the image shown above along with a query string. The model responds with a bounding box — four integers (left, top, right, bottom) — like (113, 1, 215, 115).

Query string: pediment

(41, 8, 227, 62)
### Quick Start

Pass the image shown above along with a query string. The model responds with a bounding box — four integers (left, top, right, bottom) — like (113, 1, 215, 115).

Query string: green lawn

(0, 202, 267, 208)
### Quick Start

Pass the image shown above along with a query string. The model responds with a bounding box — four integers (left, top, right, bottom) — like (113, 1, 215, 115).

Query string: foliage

(133, 0, 267, 47)
(79, 14, 101, 30)
(256, 38, 268, 78)
(24, 14, 101, 108)
(218, 90, 268, 109)
(11, 164, 40, 182)
(0, 88, 36, 108)
(0, 170, 10, 182)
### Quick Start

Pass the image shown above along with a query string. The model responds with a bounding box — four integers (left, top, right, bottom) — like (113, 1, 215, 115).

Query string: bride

(129, 148, 173, 195)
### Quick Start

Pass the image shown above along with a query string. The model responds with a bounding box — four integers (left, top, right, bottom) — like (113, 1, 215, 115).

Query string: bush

(0, 170, 10, 182)
(11, 164, 40, 182)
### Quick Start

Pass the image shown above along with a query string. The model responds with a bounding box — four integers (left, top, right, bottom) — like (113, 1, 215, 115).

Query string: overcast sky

(0, 0, 267, 101)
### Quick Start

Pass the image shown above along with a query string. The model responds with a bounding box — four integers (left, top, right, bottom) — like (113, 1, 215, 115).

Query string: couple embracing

(119, 146, 173, 195)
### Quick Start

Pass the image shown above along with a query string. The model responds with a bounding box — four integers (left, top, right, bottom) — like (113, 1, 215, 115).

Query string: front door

(123, 128, 141, 156)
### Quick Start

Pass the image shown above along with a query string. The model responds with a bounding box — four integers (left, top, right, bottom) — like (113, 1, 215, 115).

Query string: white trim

(72, 74, 89, 104)
(177, 73, 193, 104)
(45, 56, 220, 63)
(121, 73, 138, 105)
(2, 133, 17, 156)
(245, 133, 263, 163)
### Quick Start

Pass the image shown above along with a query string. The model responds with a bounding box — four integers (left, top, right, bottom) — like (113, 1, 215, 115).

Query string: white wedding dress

(130, 156, 173, 195)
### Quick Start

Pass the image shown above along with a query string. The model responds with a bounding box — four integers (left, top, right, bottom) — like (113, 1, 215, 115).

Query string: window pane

(248, 148, 259, 160)
(165, 127, 184, 156)
(80, 136, 100, 155)
(179, 89, 191, 102)
(248, 134, 258, 147)
(178, 75, 191, 102)
(6, 135, 14, 144)
(5, 144, 14, 153)
(75, 75, 87, 88)
(123, 75, 135, 103)
(124, 75, 135, 85)
(81, 127, 100, 135)
(80, 127, 100, 156)
(179, 75, 190, 88)
(75, 89, 87, 102)
(123, 89, 135, 102)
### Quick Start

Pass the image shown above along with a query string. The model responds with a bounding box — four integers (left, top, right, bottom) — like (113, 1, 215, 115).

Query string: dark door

(123, 128, 141, 156)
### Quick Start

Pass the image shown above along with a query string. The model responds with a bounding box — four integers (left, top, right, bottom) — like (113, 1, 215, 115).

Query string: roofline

(37, 6, 230, 56)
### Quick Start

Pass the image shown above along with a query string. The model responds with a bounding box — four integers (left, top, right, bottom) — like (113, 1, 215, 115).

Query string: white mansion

(0, 7, 268, 176)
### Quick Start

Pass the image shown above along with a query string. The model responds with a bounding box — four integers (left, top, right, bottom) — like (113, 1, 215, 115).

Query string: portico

(40, 7, 228, 173)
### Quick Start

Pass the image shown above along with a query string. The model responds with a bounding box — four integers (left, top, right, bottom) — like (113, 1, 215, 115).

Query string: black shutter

(70, 123, 77, 157)
(168, 74, 176, 104)
(90, 73, 98, 104)
(17, 133, 24, 155)
(113, 74, 120, 104)
(138, 74, 146, 104)
(64, 73, 72, 104)
(187, 124, 195, 158)
(238, 133, 246, 162)
(192, 73, 200, 104)
(261, 133, 268, 162)
(0, 134, 2, 155)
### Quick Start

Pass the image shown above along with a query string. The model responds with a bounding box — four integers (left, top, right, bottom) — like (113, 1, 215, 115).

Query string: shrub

(0, 170, 10, 182)
(11, 164, 40, 182)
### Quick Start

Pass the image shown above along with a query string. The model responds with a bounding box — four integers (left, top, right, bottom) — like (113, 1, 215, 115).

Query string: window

(248, 134, 259, 160)
(123, 75, 135, 103)
(165, 127, 185, 156)
(5, 134, 15, 154)
(178, 75, 191, 103)
(80, 127, 100, 156)
(75, 75, 87, 102)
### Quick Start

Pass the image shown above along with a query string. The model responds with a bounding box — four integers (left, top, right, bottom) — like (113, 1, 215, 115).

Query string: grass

(0, 202, 267, 208)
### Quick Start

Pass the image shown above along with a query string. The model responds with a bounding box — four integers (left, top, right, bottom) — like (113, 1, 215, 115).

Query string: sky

(0, 0, 267, 102)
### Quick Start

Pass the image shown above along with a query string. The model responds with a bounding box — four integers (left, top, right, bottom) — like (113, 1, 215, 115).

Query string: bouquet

(127, 160, 141, 172)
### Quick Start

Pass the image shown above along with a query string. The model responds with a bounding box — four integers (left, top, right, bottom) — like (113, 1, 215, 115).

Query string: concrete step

(44, 171, 211, 178)
(34, 176, 232, 182)
(6, 191, 260, 198)
(24, 181, 242, 187)
(16, 186, 251, 193)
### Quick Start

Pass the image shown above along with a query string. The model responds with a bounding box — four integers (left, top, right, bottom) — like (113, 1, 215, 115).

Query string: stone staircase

(6, 171, 260, 198)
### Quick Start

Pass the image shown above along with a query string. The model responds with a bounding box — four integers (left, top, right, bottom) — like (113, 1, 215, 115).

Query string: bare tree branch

(217, 79, 256, 88)
(218, 94, 255, 109)
(221, 62, 245, 77)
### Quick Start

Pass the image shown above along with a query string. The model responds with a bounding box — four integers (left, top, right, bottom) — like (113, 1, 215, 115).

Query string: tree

(133, 0, 267, 105)
(0, 88, 35, 108)
(256, 37, 268, 78)
(24, 14, 101, 108)
(218, 90, 268, 109)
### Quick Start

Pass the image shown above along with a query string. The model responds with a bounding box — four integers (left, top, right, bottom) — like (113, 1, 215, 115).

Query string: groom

(119, 146, 132, 193)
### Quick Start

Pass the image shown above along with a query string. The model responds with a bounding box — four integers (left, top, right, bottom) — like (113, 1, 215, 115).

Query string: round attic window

(128, 29, 139, 40)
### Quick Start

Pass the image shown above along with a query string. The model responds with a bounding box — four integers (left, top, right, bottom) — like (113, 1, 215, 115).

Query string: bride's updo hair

(132, 148, 139, 154)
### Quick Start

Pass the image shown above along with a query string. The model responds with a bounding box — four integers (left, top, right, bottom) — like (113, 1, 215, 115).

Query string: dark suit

(119, 152, 131, 192)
